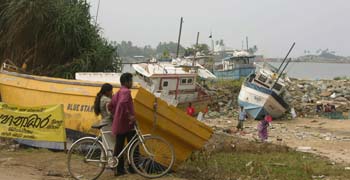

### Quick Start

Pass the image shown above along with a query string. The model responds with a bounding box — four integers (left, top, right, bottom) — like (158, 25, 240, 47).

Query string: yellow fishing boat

(0, 70, 213, 168)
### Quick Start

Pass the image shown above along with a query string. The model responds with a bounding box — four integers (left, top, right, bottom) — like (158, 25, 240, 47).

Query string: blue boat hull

(237, 100, 267, 120)
(238, 81, 289, 120)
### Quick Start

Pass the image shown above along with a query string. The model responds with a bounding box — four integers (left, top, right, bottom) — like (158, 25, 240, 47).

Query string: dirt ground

(0, 147, 186, 180)
(205, 117, 350, 164)
(1, 117, 350, 180)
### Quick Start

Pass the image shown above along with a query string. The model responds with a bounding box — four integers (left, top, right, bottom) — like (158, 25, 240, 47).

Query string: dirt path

(205, 117, 350, 164)
(0, 148, 186, 180)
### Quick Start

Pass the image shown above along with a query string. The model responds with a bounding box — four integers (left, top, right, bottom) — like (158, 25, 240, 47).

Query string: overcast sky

(88, 0, 349, 57)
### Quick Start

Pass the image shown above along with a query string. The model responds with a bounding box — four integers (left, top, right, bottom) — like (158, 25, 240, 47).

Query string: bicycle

(67, 122, 175, 180)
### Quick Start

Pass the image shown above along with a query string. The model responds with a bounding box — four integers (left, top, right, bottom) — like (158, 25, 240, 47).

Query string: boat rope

(152, 97, 158, 133)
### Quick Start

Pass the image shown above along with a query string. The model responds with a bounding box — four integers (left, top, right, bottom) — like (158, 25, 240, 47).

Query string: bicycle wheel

(67, 138, 107, 180)
(129, 135, 175, 178)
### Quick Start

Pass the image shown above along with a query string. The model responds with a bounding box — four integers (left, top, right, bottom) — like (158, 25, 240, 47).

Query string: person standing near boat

(258, 114, 272, 142)
(108, 73, 137, 176)
(186, 102, 195, 117)
(236, 106, 247, 133)
(93, 83, 115, 155)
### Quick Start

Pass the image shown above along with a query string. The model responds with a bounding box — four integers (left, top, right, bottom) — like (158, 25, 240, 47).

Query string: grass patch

(208, 78, 244, 89)
(178, 150, 349, 180)
(177, 133, 349, 180)
(333, 76, 349, 80)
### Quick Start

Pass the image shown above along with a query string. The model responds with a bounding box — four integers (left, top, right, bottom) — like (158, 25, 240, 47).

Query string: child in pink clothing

(258, 114, 272, 141)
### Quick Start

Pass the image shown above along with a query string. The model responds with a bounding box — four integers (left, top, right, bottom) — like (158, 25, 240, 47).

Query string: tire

(129, 135, 175, 178)
(67, 138, 106, 180)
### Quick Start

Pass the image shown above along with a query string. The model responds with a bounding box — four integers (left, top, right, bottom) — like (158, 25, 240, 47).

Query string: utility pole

(209, 32, 214, 53)
(176, 17, 183, 58)
(196, 32, 200, 46)
(193, 32, 200, 66)
(95, 0, 101, 27)
(246, 36, 249, 51)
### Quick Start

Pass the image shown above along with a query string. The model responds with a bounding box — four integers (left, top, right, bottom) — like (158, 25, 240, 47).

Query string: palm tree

(0, 0, 116, 77)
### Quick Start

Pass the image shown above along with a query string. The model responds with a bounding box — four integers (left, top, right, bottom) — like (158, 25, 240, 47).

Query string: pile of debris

(203, 78, 350, 120)
(205, 82, 241, 118)
(285, 79, 350, 117)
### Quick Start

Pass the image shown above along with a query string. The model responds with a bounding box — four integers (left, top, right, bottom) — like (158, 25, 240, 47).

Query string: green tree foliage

(0, 0, 117, 78)
(114, 41, 186, 58)
(115, 41, 156, 58)
(156, 42, 185, 56)
(185, 43, 210, 56)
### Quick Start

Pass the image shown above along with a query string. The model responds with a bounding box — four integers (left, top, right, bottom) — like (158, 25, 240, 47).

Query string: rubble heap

(205, 81, 241, 118)
(205, 79, 350, 119)
(284, 79, 350, 117)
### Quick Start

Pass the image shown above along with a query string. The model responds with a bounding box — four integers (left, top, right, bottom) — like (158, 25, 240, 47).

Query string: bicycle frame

(93, 124, 152, 165)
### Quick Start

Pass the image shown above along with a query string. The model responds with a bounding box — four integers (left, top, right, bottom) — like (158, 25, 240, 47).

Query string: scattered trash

(311, 175, 325, 179)
(245, 161, 253, 167)
(327, 162, 336, 165)
(287, 80, 350, 118)
(290, 108, 297, 119)
(296, 146, 313, 152)
(345, 167, 350, 170)
(271, 163, 287, 167)
(197, 112, 204, 121)
(231, 144, 236, 149)
(330, 93, 336, 99)
(46, 170, 64, 177)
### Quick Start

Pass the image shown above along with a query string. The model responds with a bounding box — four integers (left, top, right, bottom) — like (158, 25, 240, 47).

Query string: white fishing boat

(132, 59, 216, 113)
(75, 58, 216, 113)
(238, 43, 295, 119)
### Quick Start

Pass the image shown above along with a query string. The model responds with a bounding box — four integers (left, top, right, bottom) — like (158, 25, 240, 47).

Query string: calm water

(268, 62, 350, 80)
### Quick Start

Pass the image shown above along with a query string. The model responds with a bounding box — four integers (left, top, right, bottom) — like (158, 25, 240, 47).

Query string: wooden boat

(0, 70, 213, 168)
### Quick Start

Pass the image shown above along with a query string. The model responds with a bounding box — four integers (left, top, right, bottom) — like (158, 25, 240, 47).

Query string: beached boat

(238, 62, 290, 119)
(238, 43, 295, 119)
(0, 69, 213, 168)
(132, 59, 215, 114)
(214, 50, 256, 79)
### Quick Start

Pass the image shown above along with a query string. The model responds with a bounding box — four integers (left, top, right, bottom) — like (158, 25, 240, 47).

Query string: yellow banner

(0, 103, 66, 142)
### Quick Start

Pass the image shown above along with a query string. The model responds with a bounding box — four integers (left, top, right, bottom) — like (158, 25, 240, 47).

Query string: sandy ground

(0, 148, 185, 180)
(0, 144, 185, 180)
(1, 117, 350, 179)
(205, 117, 350, 164)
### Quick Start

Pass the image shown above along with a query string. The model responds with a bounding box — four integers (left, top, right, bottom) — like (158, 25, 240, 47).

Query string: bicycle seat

(91, 122, 109, 129)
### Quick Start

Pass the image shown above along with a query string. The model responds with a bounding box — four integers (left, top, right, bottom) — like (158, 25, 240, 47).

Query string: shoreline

(263, 60, 350, 64)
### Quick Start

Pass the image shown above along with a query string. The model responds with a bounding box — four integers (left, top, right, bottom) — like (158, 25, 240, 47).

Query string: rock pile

(286, 79, 350, 117)
(206, 83, 241, 118)
(204, 79, 350, 119)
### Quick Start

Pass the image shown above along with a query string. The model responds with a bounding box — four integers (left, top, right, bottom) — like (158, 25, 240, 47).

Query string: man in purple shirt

(108, 73, 136, 176)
